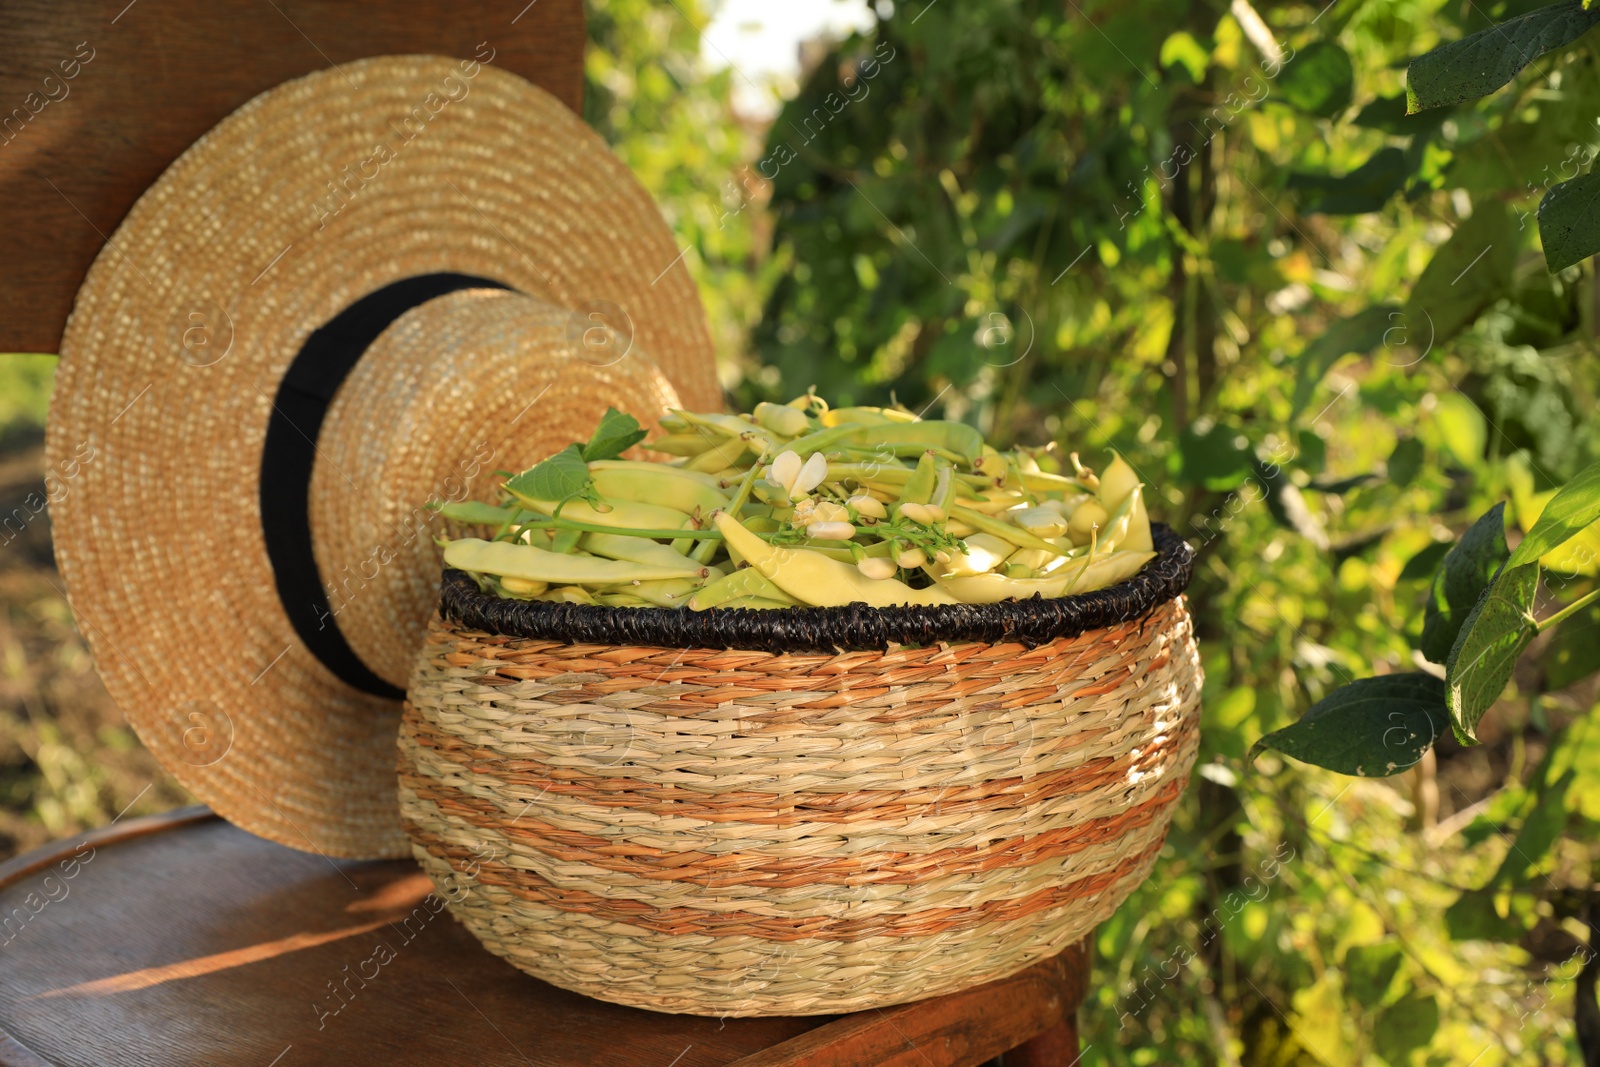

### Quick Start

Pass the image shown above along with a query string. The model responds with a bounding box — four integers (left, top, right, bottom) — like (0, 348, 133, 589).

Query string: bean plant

(713, 0, 1600, 1061)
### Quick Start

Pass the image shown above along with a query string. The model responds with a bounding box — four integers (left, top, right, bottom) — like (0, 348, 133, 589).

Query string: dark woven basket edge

(435, 523, 1194, 654)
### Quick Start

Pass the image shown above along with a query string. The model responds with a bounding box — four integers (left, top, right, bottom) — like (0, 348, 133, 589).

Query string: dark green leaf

(1506, 457, 1600, 567)
(1388, 437, 1424, 488)
(1288, 147, 1409, 214)
(1403, 201, 1517, 344)
(583, 407, 649, 462)
(1296, 428, 1327, 475)
(1399, 540, 1452, 582)
(1445, 562, 1541, 742)
(1248, 673, 1448, 777)
(1255, 460, 1330, 550)
(1291, 304, 1399, 417)
(1419, 503, 1509, 664)
(1539, 170, 1600, 271)
(1277, 42, 1355, 118)
(1374, 992, 1439, 1065)
(1406, 1, 1600, 112)
(1309, 472, 1378, 495)
(1546, 598, 1600, 688)
(1445, 887, 1529, 941)
(1176, 422, 1254, 488)
(1345, 941, 1404, 1008)
(1353, 93, 1450, 134)
(505, 444, 593, 503)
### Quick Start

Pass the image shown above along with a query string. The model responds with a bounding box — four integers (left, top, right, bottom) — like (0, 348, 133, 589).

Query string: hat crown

(309, 287, 680, 689)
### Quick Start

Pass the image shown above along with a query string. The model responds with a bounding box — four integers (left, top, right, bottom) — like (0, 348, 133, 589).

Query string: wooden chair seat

(0, 809, 1089, 1066)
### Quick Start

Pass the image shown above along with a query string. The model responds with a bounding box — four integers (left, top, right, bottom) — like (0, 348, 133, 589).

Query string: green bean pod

(506, 490, 694, 534)
(687, 566, 794, 610)
(841, 421, 983, 464)
(444, 537, 704, 584)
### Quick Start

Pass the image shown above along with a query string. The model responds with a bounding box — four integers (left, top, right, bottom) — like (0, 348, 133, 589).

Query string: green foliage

(1277, 42, 1355, 118)
(1418, 503, 1508, 662)
(1374, 991, 1440, 1065)
(1405, 0, 1600, 271)
(1248, 673, 1447, 776)
(582, 407, 648, 461)
(1402, 201, 1516, 346)
(505, 444, 592, 503)
(1291, 305, 1398, 418)
(1405, 0, 1600, 112)
(1546, 599, 1600, 687)
(1289, 146, 1410, 214)
(714, 0, 1600, 1059)
(0, 355, 57, 446)
(583, 0, 768, 372)
(1444, 562, 1540, 740)
(1508, 457, 1600, 566)
(1539, 170, 1600, 270)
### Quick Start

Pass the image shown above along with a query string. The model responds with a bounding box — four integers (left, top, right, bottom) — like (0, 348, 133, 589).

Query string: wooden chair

(2, 7, 1093, 1063)
(0, 809, 1090, 1066)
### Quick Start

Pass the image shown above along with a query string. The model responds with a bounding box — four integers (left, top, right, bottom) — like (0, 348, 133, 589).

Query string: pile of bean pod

(436, 394, 1156, 610)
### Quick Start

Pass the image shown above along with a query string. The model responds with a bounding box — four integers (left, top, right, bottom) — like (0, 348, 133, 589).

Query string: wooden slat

(0, 1029, 53, 1067)
(0, 0, 586, 354)
(0, 808, 1090, 1066)
(726, 941, 1090, 1067)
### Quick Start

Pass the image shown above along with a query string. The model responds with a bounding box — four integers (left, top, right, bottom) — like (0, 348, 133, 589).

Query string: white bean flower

(762, 450, 830, 505)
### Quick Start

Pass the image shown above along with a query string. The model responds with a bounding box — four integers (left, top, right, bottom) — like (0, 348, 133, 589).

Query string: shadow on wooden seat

(0, 809, 1089, 1066)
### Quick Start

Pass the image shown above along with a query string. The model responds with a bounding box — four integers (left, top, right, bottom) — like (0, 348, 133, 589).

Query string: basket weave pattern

(397, 593, 1202, 1015)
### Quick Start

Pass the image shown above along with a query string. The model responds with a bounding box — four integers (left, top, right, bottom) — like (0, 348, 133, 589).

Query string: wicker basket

(397, 525, 1202, 1016)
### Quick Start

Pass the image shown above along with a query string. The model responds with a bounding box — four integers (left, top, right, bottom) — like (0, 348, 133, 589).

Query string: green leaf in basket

(583, 407, 648, 462)
(505, 444, 594, 505)
(1418, 503, 1508, 665)
(1248, 673, 1448, 777)
(1445, 562, 1541, 743)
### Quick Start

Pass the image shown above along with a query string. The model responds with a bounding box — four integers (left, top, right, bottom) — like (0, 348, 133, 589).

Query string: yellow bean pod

(934, 550, 1155, 603)
(713, 512, 956, 607)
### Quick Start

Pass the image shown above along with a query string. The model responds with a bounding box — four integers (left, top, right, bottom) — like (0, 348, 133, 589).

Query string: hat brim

(45, 55, 719, 858)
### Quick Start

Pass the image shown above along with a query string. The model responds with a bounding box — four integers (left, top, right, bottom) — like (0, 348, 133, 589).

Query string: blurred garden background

(6, 0, 1600, 1062)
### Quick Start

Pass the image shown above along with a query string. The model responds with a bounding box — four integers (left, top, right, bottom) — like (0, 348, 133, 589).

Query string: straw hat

(44, 55, 719, 858)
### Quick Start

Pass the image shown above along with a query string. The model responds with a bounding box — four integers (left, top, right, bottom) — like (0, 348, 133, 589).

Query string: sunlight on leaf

(1506, 457, 1600, 568)
(1445, 563, 1541, 743)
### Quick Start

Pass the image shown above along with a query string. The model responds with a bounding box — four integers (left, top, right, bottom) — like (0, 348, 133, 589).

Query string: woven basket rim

(435, 523, 1194, 653)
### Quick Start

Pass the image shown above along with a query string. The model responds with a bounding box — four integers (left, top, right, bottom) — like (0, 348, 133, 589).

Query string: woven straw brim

(46, 56, 717, 859)
(399, 588, 1202, 1015)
